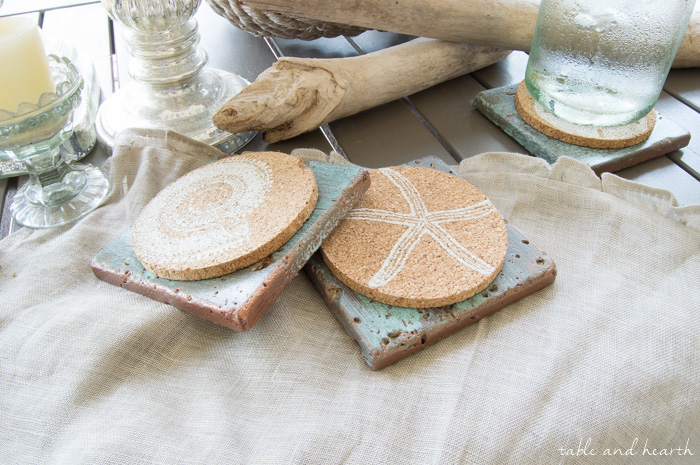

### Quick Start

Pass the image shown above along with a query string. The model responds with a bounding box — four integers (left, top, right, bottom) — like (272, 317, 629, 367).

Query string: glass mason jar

(525, 0, 696, 127)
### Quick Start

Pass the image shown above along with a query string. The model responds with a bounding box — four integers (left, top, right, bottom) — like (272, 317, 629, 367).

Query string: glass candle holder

(525, 0, 696, 127)
(0, 35, 101, 179)
(0, 56, 110, 229)
(95, 0, 255, 153)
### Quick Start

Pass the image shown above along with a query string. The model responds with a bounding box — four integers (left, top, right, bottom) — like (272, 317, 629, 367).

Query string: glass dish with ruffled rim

(0, 55, 110, 229)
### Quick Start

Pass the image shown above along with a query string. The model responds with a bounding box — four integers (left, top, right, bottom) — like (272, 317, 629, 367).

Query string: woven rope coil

(207, 0, 368, 40)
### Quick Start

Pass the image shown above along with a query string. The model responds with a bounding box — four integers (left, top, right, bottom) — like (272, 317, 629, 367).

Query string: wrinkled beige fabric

(1, 128, 698, 464)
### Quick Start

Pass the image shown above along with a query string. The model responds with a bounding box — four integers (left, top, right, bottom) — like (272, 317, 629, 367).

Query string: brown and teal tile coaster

(91, 161, 370, 332)
(473, 84, 690, 175)
(304, 156, 557, 370)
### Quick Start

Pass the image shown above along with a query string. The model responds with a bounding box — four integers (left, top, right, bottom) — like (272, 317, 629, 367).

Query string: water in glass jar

(525, 0, 695, 127)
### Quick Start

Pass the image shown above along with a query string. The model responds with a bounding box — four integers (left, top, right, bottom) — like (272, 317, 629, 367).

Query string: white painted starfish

(344, 168, 499, 288)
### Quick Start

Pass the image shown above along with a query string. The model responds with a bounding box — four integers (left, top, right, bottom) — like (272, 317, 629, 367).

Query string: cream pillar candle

(0, 16, 55, 113)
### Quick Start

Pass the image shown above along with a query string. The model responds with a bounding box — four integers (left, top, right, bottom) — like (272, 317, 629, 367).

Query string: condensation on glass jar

(525, 0, 696, 127)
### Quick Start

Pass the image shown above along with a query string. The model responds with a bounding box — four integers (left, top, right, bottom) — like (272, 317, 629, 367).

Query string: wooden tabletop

(1, 0, 699, 238)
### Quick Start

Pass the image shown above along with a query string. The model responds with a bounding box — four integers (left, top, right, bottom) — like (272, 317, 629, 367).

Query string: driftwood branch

(213, 38, 510, 142)
(238, 0, 700, 68)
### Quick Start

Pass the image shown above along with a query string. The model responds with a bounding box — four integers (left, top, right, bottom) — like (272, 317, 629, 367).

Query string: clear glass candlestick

(95, 0, 255, 153)
(0, 56, 110, 229)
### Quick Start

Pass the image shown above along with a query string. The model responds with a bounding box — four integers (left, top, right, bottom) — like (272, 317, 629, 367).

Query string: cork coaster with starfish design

(320, 166, 508, 308)
(132, 151, 318, 281)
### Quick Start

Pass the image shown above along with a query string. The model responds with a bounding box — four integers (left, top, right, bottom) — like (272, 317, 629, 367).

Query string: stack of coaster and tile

(474, 82, 691, 175)
(306, 157, 555, 370)
(92, 152, 370, 331)
(92, 152, 556, 370)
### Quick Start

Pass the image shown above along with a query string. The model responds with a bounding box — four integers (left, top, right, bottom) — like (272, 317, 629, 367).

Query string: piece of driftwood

(236, 0, 699, 68)
(213, 38, 510, 142)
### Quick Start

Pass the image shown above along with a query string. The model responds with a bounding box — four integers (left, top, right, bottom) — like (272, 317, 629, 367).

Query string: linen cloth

(1, 128, 698, 464)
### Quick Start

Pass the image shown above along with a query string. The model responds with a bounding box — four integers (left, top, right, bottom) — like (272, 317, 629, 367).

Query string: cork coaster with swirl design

(132, 151, 317, 281)
(320, 166, 508, 308)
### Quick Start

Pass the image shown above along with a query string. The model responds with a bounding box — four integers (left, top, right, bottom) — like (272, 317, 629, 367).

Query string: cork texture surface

(473, 83, 690, 174)
(92, 161, 370, 331)
(514, 81, 655, 149)
(132, 152, 318, 281)
(320, 166, 508, 308)
(306, 156, 557, 370)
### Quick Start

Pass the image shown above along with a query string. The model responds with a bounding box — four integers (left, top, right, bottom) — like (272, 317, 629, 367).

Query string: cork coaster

(132, 151, 318, 281)
(515, 81, 656, 149)
(320, 166, 508, 308)
(92, 162, 369, 332)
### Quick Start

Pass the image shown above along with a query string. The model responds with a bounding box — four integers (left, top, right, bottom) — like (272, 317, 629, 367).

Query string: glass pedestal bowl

(0, 55, 110, 229)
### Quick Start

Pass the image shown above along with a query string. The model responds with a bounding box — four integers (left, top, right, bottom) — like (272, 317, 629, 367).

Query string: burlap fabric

(1, 128, 698, 464)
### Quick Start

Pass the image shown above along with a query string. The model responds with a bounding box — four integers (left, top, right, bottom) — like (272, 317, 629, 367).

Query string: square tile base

(474, 84, 690, 174)
(92, 161, 370, 331)
(305, 156, 557, 370)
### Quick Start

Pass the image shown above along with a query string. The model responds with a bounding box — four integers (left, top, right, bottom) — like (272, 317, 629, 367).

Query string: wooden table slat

(655, 92, 700, 180)
(41, 4, 112, 100)
(198, 4, 277, 83)
(664, 68, 700, 113)
(407, 74, 528, 160)
(328, 100, 456, 167)
(346, 30, 414, 54)
(270, 35, 360, 59)
(616, 155, 700, 205)
(471, 51, 530, 90)
(241, 130, 334, 156)
(0, 0, 99, 17)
